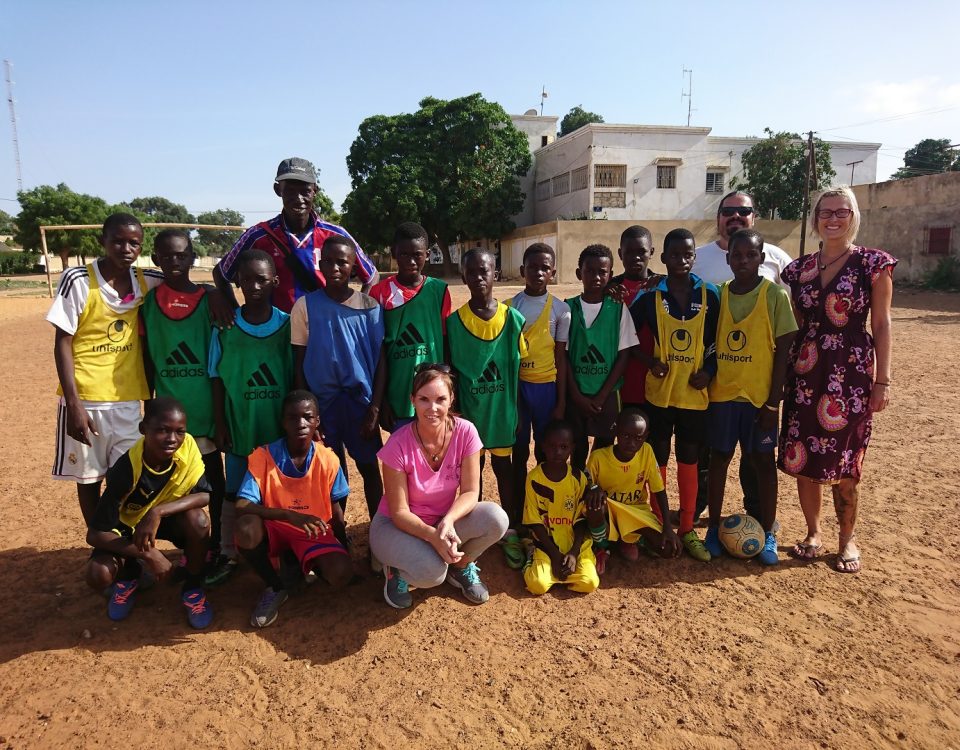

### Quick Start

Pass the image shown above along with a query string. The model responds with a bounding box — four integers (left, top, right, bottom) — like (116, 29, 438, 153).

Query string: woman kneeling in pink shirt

(370, 364, 509, 609)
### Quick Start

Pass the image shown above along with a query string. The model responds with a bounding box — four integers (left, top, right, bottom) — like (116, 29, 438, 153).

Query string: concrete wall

(510, 115, 559, 227)
(500, 218, 804, 284)
(852, 172, 960, 283)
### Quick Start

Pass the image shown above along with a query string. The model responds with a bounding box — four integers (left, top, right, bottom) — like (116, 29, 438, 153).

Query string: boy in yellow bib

(587, 408, 682, 563)
(48, 213, 164, 524)
(705, 230, 797, 565)
(631, 229, 720, 562)
(506, 243, 571, 521)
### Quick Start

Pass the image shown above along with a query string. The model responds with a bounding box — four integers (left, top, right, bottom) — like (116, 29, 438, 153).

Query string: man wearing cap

(691, 189, 792, 523)
(212, 158, 379, 315)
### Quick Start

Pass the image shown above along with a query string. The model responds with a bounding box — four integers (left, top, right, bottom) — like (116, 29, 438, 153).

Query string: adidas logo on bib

(576, 344, 608, 376)
(470, 361, 505, 395)
(393, 323, 428, 359)
(160, 341, 205, 378)
(244, 363, 280, 400)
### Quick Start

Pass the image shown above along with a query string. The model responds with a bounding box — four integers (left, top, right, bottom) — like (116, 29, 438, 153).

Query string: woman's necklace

(818, 247, 851, 271)
(415, 419, 448, 465)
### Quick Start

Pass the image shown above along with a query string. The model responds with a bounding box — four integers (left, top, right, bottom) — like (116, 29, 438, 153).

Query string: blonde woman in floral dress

(779, 186, 896, 573)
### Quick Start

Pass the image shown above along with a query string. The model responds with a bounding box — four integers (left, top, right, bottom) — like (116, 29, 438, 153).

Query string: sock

(677, 461, 698, 534)
(182, 573, 204, 594)
(240, 539, 284, 592)
(589, 523, 608, 549)
(119, 558, 140, 582)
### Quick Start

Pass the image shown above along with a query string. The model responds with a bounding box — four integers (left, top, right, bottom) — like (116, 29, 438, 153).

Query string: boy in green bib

(630, 228, 720, 562)
(704, 229, 797, 565)
(209, 250, 293, 538)
(565, 244, 638, 471)
(447, 248, 527, 527)
(142, 230, 232, 584)
(368, 223, 452, 432)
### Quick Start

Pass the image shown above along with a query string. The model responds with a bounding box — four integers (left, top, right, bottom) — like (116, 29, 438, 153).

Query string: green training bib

(566, 296, 623, 396)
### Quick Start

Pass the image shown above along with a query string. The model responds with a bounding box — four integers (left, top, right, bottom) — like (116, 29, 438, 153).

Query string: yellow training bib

(510, 295, 556, 384)
(59, 264, 150, 402)
(709, 280, 775, 407)
(645, 286, 708, 410)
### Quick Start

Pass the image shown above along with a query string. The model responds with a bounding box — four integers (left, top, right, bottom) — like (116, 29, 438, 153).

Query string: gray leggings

(369, 502, 509, 589)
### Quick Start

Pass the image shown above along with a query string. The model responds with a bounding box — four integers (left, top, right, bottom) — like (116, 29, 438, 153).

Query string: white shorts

(52, 399, 141, 483)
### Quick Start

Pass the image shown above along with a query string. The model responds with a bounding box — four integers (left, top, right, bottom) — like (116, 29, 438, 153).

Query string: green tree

(342, 93, 531, 276)
(559, 106, 604, 137)
(892, 138, 959, 179)
(128, 196, 196, 225)
(731, 129, 835, 220)
(195, 209, 245, 257)
(0, 209, 15, 235)
(313, 187, 341, 224)
(15, 183, 111, 267)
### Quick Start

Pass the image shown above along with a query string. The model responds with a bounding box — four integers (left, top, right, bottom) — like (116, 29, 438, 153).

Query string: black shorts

(644, 403, 707, 445)
(89, 514, 188, 559)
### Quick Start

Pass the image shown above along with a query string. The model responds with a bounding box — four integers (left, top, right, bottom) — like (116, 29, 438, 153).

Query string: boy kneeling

(235, 391, 352, 628)
(86, 397, 213, 629)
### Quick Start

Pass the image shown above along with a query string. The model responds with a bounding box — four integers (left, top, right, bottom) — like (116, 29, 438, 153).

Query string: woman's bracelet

(762, 403, 779, 412)
(875, 381, 891, 387)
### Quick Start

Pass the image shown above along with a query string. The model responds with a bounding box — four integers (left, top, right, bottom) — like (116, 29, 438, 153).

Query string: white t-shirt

(567, 298, 639, 352)
(693, 240, 792, 290)
(46, 263, 164, 335)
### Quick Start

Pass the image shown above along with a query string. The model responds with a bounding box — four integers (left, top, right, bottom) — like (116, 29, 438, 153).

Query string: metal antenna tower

(681, 67, 694, 126)
(5, 59, 23, 191)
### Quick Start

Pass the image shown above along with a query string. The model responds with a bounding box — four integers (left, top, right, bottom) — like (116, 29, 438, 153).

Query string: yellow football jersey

(586, 443, 664, 507)
(522, 463, 587, 554)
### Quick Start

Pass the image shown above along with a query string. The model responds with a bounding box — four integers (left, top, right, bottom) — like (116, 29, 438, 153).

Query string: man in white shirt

(693, 191, 793, 289)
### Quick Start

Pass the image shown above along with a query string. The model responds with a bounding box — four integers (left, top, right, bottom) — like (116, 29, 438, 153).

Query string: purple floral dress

(778, 247, 897, 483)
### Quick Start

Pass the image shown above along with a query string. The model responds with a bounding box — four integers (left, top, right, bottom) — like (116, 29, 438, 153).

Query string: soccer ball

(719, 514, 765, 559)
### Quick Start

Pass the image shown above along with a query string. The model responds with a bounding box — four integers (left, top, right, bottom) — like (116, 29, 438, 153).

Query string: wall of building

(525, 123, 880, 226)
(510, 115, 559, 227)
(500, 218, 805, 284)
(852, 172, 960, 283)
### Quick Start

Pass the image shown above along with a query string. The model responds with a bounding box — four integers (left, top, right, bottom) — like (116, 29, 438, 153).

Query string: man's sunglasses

(719, 206, 756, 217)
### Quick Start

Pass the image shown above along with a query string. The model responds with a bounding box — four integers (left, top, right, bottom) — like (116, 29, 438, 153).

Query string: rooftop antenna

(681, 67, 694, 126)
(540, 85, 548, 116)
(4, 60, 23, 191)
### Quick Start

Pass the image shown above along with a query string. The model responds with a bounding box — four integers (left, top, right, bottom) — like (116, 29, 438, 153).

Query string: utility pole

(799, 131, 815, 257)
(681, 68, 694, 126)
(846, 159, 863, 185)
(540, 85, 548, 116)
(4, 59, 23, 191)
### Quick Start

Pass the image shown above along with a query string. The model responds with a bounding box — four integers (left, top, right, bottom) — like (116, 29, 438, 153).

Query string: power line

(817, 105, 957, 133)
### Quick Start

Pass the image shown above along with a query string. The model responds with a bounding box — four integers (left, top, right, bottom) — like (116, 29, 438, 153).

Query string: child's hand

(549, 551, 570, 581)
(572, 392, 594, 417)
(755, 404, 778, 432)
(360, 405, 380, 440)
(141, 546, 173, 580)
(207, 290, 236, 330)
(688, 369, 710, 390)
(285, 511, 328, 538)
(559, 552, 577, 579)
(214, 423, 232, 453)
(650, 360, 669, 378)
(584, 485, 607, 513)
(66, 402, 98, 446)
(606, 283, 628, 304)
(134, 508, 162, 552)
(586, 395, 606, 414)
(379, 403, 397, 432)
(659, 528, 683, 559)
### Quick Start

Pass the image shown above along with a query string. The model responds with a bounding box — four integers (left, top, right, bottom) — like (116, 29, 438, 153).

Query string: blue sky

(2, 0, 958, 223)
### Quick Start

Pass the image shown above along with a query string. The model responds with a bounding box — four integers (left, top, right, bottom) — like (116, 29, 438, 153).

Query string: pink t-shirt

(376, 417, 483, 526)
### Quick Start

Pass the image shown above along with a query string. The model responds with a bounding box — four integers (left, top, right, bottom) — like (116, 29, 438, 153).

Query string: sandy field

(0, 282, 958, 749)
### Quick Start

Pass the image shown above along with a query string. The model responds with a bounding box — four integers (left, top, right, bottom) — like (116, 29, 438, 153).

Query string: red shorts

(264, 521, 348, 574)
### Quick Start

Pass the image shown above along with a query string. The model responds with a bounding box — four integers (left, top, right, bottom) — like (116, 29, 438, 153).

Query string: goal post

(38, 221, 246, 298)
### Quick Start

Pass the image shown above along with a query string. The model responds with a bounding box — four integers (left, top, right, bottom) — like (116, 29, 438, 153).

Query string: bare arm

(293, 344, 308, 391)
(362, 342, 387, 438)
(54, 328, 97, 445)
(869, 269, 894, 412)
(209, 265, 239, 328)
(552, 342, 567, 418)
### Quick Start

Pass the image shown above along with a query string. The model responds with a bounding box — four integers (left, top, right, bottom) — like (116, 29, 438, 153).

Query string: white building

(509, 116, 880, 225)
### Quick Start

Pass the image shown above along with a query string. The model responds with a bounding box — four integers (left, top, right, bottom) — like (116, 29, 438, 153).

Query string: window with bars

(706, 171, 725, 193)
(536, 179, 551, 201)
(571, 165, 588, 191)
(925, 226, 952, 255)
(657, 165, 677, 189)
(594, 164, 627, 188)
(552, 172, 570, 196)
(593, 191, 626, 208)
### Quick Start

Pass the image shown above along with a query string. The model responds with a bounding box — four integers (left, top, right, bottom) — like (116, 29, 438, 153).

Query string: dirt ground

(0, 282, 958, 749)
